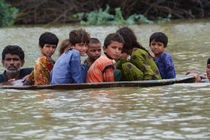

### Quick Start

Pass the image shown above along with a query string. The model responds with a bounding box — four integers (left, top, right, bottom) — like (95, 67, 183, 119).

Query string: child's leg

(122, 62, 144, 81)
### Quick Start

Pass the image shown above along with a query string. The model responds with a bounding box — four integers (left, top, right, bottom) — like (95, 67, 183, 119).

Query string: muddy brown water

(0, 19, 210, 139)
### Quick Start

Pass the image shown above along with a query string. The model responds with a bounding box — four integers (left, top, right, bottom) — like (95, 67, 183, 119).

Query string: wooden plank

(0, 76, 195, 90)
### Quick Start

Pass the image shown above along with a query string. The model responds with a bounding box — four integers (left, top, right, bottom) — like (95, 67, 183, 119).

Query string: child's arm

(70, 52, 84, 83)
(164, 55, 176, 79)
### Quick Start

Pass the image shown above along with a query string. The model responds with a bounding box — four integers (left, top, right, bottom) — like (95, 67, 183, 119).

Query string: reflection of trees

(7, 0, 210, 24)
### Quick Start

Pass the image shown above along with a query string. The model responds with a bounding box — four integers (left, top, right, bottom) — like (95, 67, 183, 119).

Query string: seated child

(24, 32, 59, 85)
(149, 32, 176, 79)
(86, 33, 124, 83)
(50, 28, 90, 84)
(116, 27, 162, 81)
(59, 39, 70, 56)
(84, 38, 101, 70)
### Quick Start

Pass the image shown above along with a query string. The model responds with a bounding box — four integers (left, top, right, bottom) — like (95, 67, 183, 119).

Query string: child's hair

(116, 27, 150, 55)
(2, 45, 24, 61)
(88, 38, 101, 47)
(149, 32, 168, 47)
(207, 57, 210, 65)
(39, 32, 59, 48)
(69, 28, 90, 46)
(104, 33, 124, 48)
(59, 39, 69, 56)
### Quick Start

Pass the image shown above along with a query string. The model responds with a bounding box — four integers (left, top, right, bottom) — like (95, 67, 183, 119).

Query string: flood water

(0, 19, 210, 139)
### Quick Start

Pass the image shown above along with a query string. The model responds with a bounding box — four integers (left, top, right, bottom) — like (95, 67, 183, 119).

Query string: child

(86, 33, 124, 83)
(50, 28, 90, 84)
(59, 39, 70, 56)
(24, 32, 59, 85)
(84, 38, 101, 70)
(116, 27, 162, 81)
(149, 32, 176, 79)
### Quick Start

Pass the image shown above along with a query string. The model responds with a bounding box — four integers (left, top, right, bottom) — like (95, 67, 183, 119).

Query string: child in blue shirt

(149, 32, 176, 79)
(50, 29, 90, 84)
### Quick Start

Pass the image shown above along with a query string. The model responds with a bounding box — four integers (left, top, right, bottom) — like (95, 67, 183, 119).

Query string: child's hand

(185, 71, 199, 75)
(22, 74, 30, 83)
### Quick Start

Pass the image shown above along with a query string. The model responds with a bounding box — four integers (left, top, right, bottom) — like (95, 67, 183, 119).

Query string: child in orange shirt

(86, 33, 124, 83)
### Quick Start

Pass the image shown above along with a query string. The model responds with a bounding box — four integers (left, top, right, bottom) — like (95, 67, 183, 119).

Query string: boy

(50, 29, 90, 84)
(24, 32, 59, 85)
(86, 33, 124, 83)
(149, 32, 176, 79)
(84, 38, 101, 70)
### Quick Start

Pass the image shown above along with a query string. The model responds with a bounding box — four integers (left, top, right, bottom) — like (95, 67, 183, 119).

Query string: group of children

(23, 27, 177, 86)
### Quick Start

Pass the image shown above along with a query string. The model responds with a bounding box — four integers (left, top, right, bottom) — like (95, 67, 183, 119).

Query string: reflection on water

(0, 19, 210, 139)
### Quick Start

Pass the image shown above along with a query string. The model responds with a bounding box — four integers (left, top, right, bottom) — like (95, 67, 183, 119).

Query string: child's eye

(46, 45, 50, 48)
(52, 46, 57, 49)
(112, 46, 116, 49)
(91, 50, 96, 52)
(98, 49, 101, 52)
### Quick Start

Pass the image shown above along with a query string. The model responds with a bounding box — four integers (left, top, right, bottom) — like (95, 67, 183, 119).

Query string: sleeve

(165, 55, 176, 79)
(133, 52, 157, 80)
(70, 52, 83, 83)
(34, 57, 54, 85)
(103, 65, 115, 82)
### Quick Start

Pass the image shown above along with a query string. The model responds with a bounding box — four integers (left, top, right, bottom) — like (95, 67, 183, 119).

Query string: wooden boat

(0, 75, 195, 90)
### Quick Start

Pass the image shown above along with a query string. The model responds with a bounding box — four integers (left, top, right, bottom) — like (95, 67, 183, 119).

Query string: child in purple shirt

(149, 32, 176, 79)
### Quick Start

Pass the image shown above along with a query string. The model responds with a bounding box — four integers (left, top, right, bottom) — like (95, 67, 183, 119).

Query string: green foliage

(157, 14, 171, 24)
(0, 0, 18, 27)
(73, 5, 170, 25)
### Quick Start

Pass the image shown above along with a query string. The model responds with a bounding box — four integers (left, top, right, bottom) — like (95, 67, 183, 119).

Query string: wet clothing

(154, 52, 176, 79)
(0, 67, 34, 83)
(116, 48, 162, 81)
(86, 54, 115, 83)
(24, 56, 55, 85)
(84, 59, 91, 70)
(50, 48, 87, 84)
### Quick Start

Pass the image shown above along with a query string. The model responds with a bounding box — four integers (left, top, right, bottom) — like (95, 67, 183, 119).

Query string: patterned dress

(24, 56, 55, 85)
(116, 48, 162, 81)
(153, 52, 176, 79)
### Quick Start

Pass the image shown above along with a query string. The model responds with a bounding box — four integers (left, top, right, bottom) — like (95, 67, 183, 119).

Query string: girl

(116, 27, 162, 81)
(24, 32, 59, 85)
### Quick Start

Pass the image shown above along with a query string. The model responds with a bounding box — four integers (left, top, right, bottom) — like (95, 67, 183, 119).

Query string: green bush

(0, 0, 18, 27)
(72, 5, 170, 25)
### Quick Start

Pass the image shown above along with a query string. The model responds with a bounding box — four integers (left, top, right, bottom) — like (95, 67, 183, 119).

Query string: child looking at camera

(50, 29, 90, 84)
(86, 33, 124, 83)
(24, 32, 59, 85)
(84, 38, 101, 70)
(149, 32, 176, 79)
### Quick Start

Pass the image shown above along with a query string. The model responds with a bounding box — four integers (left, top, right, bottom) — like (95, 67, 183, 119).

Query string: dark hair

(59, 39, 69, 56)
(89, 38, 101, 45)
(2, 45, 24, 61)
(104, 33, 124, 48)
(116, 27, 150, 55)
(207, 57, 210, 65)
(39, 32, 59, 48)
(149, 32, 168, 47)
(69, 28, 90, 46)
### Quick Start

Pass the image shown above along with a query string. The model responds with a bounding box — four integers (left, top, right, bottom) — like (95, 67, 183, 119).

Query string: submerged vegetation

(0, 0, 18, 27)
(73, 5, 171, 25)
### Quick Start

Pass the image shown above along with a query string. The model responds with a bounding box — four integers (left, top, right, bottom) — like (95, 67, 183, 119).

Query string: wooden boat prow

(0, 75, 195, 90)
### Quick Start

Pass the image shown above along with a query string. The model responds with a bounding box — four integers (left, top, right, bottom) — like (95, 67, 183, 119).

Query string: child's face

(71, 42, 88, 56)
(39, 44, 57, 57)
(87, 43, 101, 61)
(206, 64, 210, 80)
(103, 41, 123, 60)
(150, 39, 166, 58)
